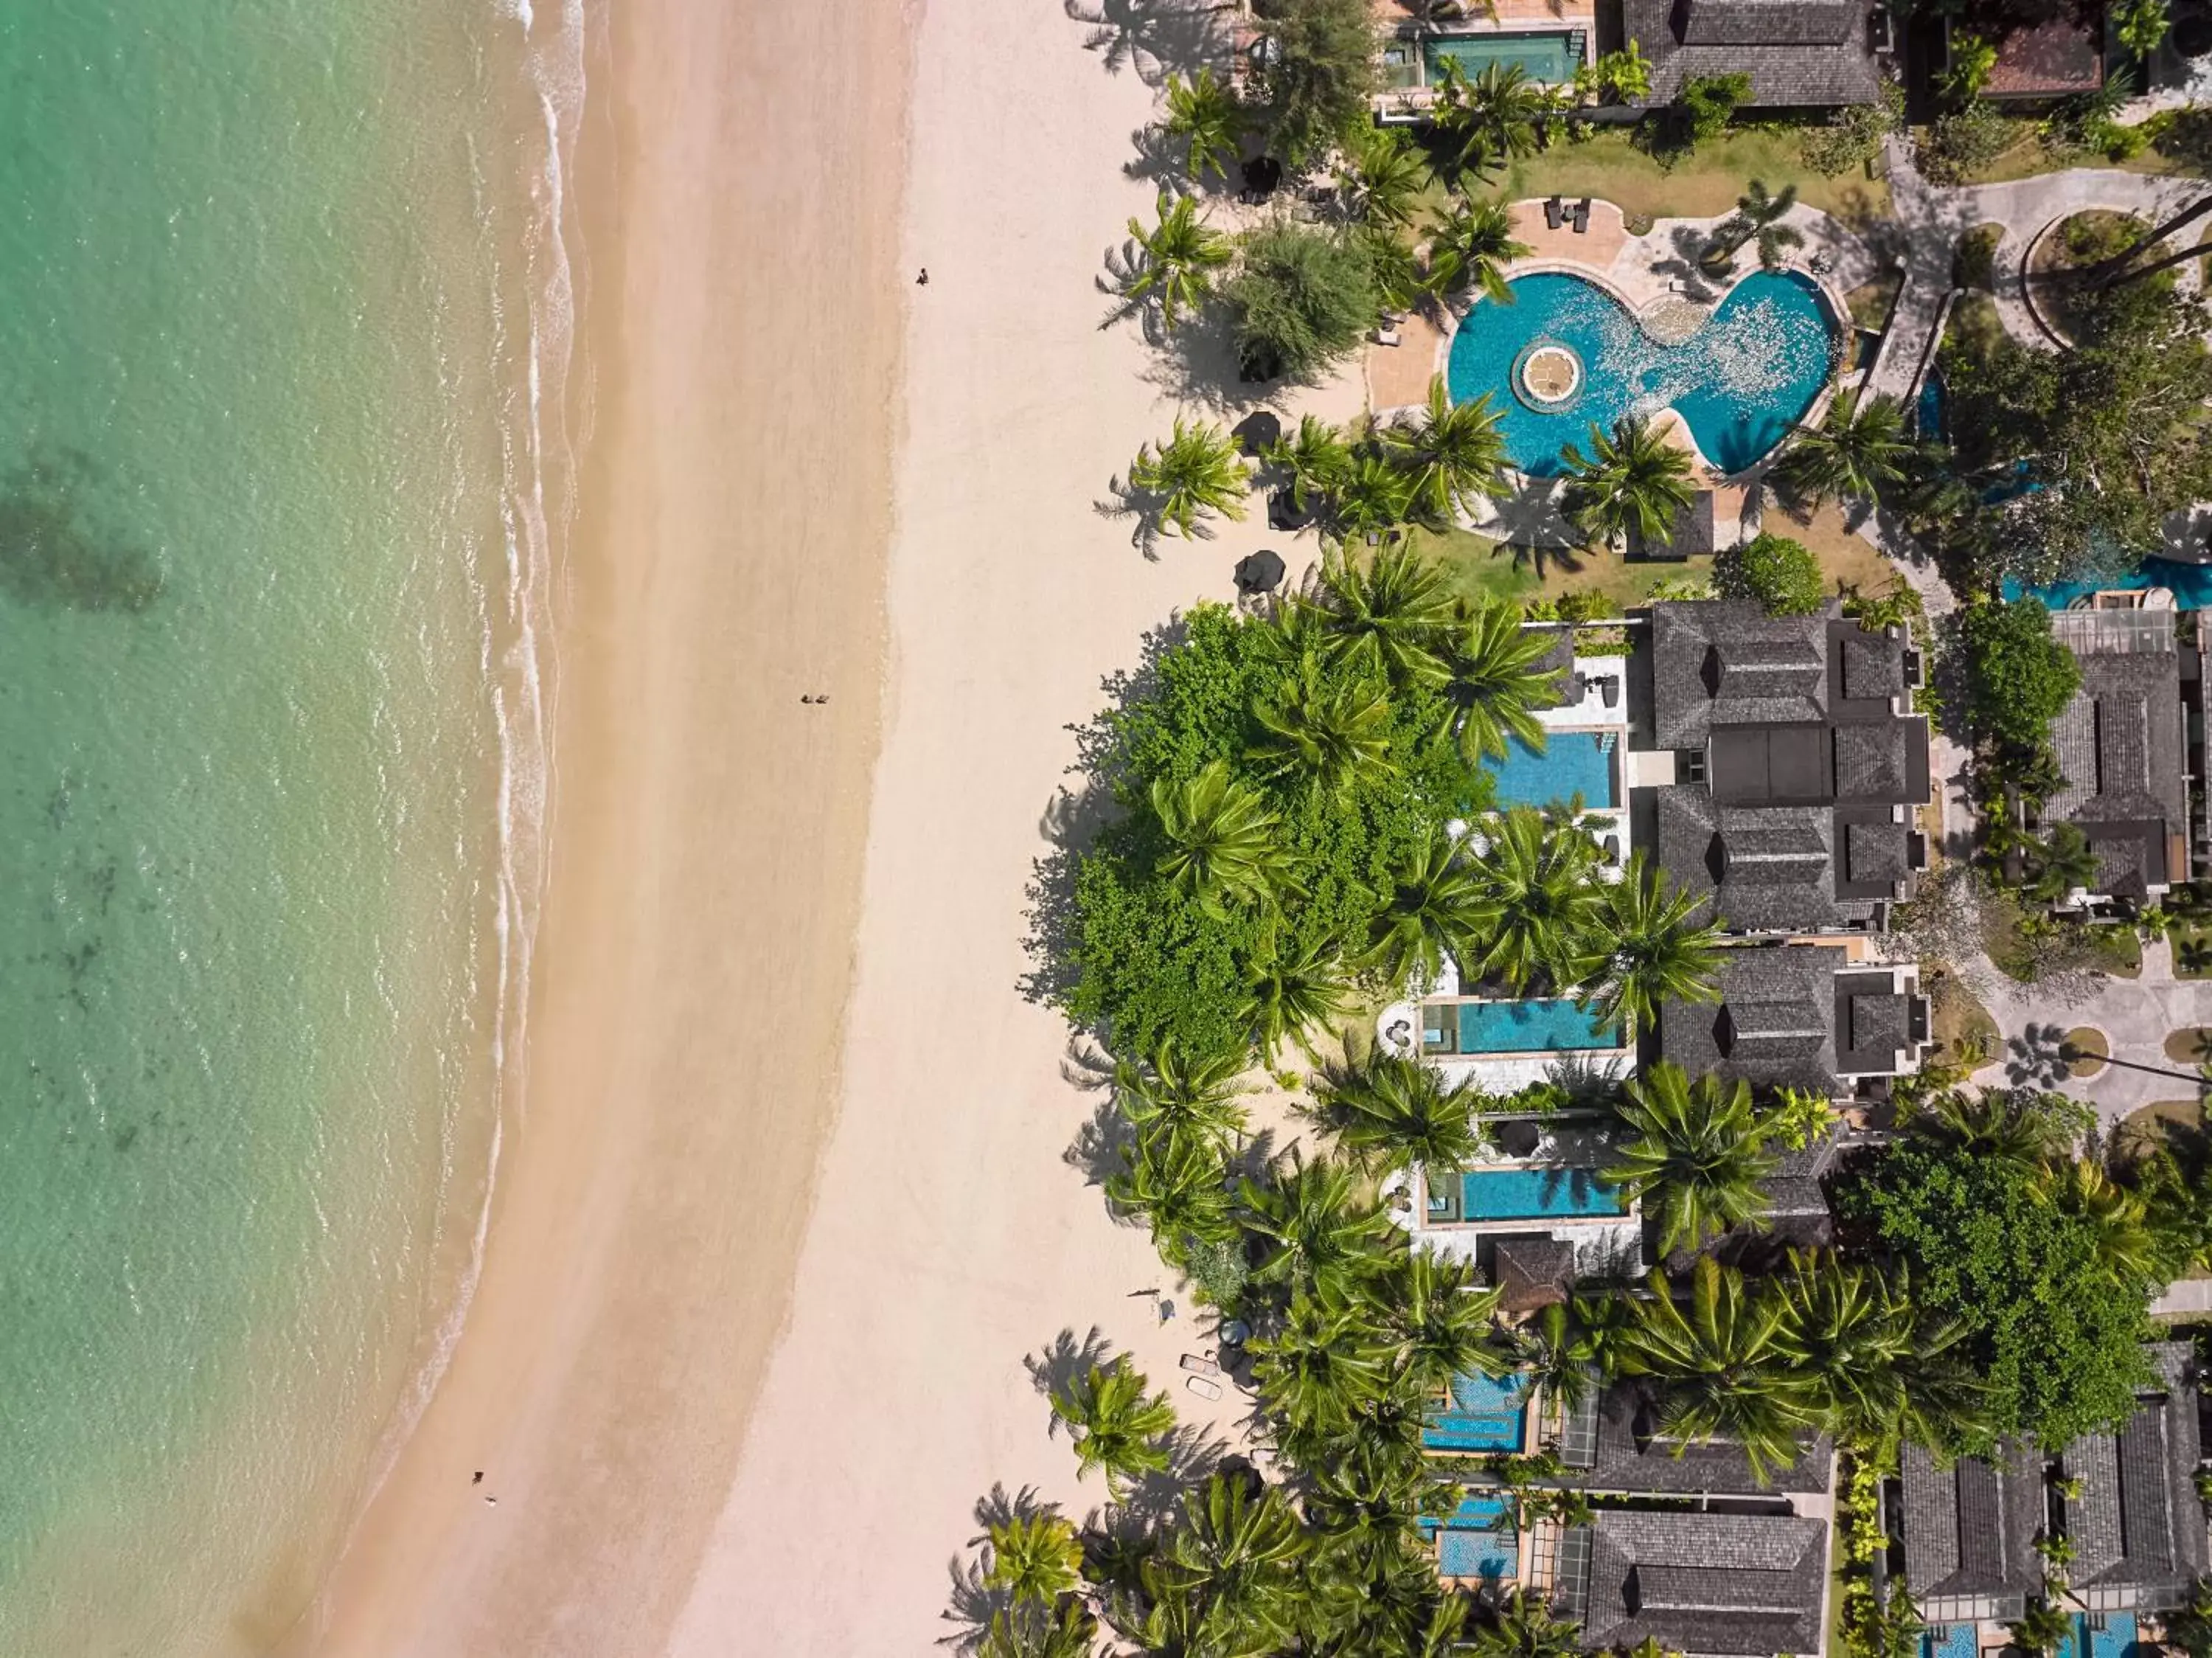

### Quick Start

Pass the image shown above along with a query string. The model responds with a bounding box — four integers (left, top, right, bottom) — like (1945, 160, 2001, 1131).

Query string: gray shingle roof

(1843, 819, 1909, 884)
(1582, 1510, 1829, 1657)
(1834, 722, 1910, 799)
(1901, 1440, 2045, 1606)
(1660, 943, 1845, 1097)
(1650, 601, 1833, 751)
(1841, 629, 1905, 700)
(1538, 1381, 1834, 1500)
(2047, 611, 2188, 889)
(2062, 1341, 2208, 1593)
(1625, 0, 1883, 108)
(1492, 1235, 1574, 1311)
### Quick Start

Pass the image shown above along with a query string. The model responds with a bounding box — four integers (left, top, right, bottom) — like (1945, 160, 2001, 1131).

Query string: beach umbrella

(1231, 410, 1282, 457)
(1241, 155, 1282, 200)
(1234, 548, 1287, 595)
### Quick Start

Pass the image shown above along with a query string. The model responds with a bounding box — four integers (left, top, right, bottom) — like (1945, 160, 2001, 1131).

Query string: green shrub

(1719, 531, 1826, 616)
(1801, 85, 1904, 177)
(1918, 99, 2016, 184)
(1249, 0, 1377, 166)
(1678, 72, 1752, 142)
(1226, 222, 1380, 381)
(1954, 599, 2081, 752)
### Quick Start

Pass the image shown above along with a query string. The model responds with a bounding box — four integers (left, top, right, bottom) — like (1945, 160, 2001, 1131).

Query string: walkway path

(1865, 136, 2204, 403)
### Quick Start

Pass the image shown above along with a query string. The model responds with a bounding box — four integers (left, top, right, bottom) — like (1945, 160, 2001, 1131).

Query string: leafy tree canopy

(1952, 597, 2081, 753)
(1226, 221, 1381, 382)
(1837, 1092, 2157, 1451)
(1719, 532, 1826, 617)
(1249, 0, 1377, 167)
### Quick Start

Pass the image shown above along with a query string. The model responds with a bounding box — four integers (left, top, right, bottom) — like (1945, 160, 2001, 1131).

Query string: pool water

(2058, 1613, 2138, 1658)
(2011, 557, 2212, 610)
(1922, 1626, 1977, 1658)
(1488, 729, 1616, 808)
(1448, 270, 1839, 476)
(1461, 1165, 1628, 1221)
(1422, 1369, 1531, 1451)
(1425, 30, 1580, 86)
(1441, 997, 1621, 1055)
(1425, 1492, 1520, 1580)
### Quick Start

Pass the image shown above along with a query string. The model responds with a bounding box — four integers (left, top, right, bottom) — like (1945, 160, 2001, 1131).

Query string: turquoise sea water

(1447, 270, 1840, 476)
(0, 1, 577, 1649)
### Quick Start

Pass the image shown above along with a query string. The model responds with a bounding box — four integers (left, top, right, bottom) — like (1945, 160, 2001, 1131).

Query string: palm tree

(1123, 191, 1234, 330)
(1423, 197, 1532, 304)
(1106, 1128, 1239, 1254)
(2027, 820, 2101, 903)
(1613, 1258, 1820, 1482)
(1431, 600, 1562, 766)
(1312, 1050, 1491, 1176)
(2038, 1159, 2159, 1281)
(1248, 656, 1395, 794)
(2010, 1599, 2075, 1658)
(1334, 121, 1427, 228)
(1330, 449, 1422, 541)
(1768, 1250, 1921, 1446)
(979, 1600, 1097, 1658)
(1113, 1043, 1252, 1157)
(1509, 1299, 1601, 1415)
(1360, 222, 1427, 316)
(1141, 1474, 1310, 1656)
(1050, 1356, 1178, 1494)
(1471, 1588, 1585, 1658)
(1251, 1283, 1391, 1432)
(1770, 391, 1915, 514)
(1700, 179, 1803, 274)
(1907, 1088, 2076, 1173)
(1430, 60, 1551, 187)
(1360, 826, 1498, 993)
(1240, 928, 1352, 1061)
(1315, 538, 1455, 684)
(1161, 67, 1243, 183)
(1150, 759, 1288, 918)
(1465, 804, 1607, 993)
(1604, 1063, 1778, 1257)
(1559, 414, 1696, 550)
(1128, 415, 1251, 538)
(1241, 1148, 1399, 1296)
(1583, 851, 1724, 1035)
(983, 1510, 1085, 1606)
(1382, 376, 1510, 524)
(1267, 414, 1355, 513)
(1369, 1247, 1509, 1392)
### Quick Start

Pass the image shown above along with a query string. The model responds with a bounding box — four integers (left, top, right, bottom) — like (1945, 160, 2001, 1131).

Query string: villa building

(1622, 0, 1891, 109)
(2043, 607, 2195, 906)
(1657, 943, 1930, 1104)
(1902, 1344, 2209, 1632)
(1572, 1510, 1831, 1658)
(1634, 600, 1930, 938)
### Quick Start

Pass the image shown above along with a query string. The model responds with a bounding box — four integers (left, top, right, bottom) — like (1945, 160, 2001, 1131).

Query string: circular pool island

(1448, 268, 1840, 477)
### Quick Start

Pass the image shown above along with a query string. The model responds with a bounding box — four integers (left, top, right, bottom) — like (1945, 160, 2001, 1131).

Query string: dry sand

(291, 0, 910, 1649)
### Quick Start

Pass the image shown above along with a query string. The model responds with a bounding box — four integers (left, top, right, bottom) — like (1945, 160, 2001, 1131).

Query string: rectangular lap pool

(1425, 997, 1624, 1056)
(2057, 1614, 2138, 1658)
(1921, 1627, 1977, 1658)
(1488, 729, 1618, 809)
(1424, 30, 1581, 86)
(1461, 1166, 1627, 1221)
(1423, 1370, 1530, 1452)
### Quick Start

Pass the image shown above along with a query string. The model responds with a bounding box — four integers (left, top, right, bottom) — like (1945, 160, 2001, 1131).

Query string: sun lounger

(1601, 676, 1619, 709)
(1185, 1375, 1224, 1401)
(1571, 198, 1591, 234)
(1371, 322, 1401, 347)
(1544, 195, 1563, 230)
(1180, 1353, 1222, 1377)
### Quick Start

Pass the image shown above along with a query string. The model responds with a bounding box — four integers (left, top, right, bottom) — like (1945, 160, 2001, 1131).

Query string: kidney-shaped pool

(1446, 268, 1840, 477)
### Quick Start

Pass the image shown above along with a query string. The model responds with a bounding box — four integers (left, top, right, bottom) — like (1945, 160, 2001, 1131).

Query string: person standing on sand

(916, 268, 928, 285)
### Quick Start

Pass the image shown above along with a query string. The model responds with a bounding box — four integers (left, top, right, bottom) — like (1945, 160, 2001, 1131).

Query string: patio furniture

(1544, 195, 1564, 230)
(1180, 1353, 1222, 1377)
(1372, 321, 1401, 346)
(1185, 1375, 1224, 1401)
(1602, 833, 1620, 864)
(1601, 676, 1619, 709)
(1571, 198, 1591, 234)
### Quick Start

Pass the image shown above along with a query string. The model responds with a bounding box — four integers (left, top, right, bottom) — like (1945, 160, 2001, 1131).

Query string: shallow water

(0, 1, 577, 1648)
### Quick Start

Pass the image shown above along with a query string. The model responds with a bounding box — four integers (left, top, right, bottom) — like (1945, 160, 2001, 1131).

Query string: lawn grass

(1486, 126, 1889, 226)
(1416, 526, 1713, 614)
(1769, 502, 1908, 600)
(2090, 926, 2143, 979)
(2169, 920, 2212, 979)
(2062, 1025, 2110, 1076)
(2161, 1027, 2212, 1066)
(1930, 971, 2000, 1066)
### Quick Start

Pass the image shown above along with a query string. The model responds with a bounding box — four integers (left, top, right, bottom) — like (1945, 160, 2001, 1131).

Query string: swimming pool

(1488, 729, 1616, 808)
(1437, 997, 1621, 1055)
(1423, 1370, 1531, 1451)
(2011, 557, 2212, 610)
(1425, 1492, 1520, 1580)
(1425, 30, 1581, 86)
(1447, 270, 1839, 476)
(2057, 1612, 2138, 1658)
(1921, 1626, 1976, 1658)
(1461, 1165, 1628, 1221)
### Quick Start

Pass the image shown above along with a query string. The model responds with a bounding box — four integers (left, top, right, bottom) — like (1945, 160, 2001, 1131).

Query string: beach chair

(1371, 321, 1402, 347)
(1185, 1375, 1224, 1401)
(1571, 198, 1591, 235)
(1544, 195, 1563, 230)
(1180, 1353, 1222, 1377)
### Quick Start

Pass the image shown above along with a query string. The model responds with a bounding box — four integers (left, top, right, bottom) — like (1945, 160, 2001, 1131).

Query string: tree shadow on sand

(1065, 0, 1232, 87)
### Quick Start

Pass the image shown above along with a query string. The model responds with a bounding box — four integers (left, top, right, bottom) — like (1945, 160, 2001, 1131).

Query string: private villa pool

(1419, 1491, 1521, 1582)
(1424, 1371, 1530, 1453)
(1422, 996, 1623, 1056)
(1380, 29, 1584, 91)
(2056, 1612, 2140, 1658)
(1487, 729, 1618, 809)
(1453, 1165, 1628, 1221)
(1447, 269, 1840, 476)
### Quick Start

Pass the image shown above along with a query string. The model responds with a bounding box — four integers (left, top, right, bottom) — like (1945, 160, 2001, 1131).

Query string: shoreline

(288, 0, 911, 1648)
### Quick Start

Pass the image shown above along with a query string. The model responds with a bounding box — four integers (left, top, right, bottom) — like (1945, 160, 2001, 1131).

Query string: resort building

(2043, 607, 2194, 906)
(1370, 0, 1596, 122)
(1657, 943, 1930, 1104)
(1633, 600, 1931, 938)
(1571, 1510, 1831, 1658)
(1902, 1345, 2209, 1640)
(1622, 0, 1891, 109)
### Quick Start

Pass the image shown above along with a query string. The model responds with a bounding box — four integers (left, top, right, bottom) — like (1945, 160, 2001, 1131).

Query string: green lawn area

(1486, 125, 1888, 226)
(1930, 970, 2000, 1066)
(2171, 920, 2212, 978)
(1911, 106, 2212, 187)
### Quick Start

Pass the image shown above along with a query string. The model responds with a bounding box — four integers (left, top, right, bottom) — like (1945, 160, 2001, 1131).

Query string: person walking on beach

(916, 268, 928, 285)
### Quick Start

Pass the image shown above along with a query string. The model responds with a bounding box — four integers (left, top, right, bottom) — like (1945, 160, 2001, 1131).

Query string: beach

(291, 0, 909, 1650)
